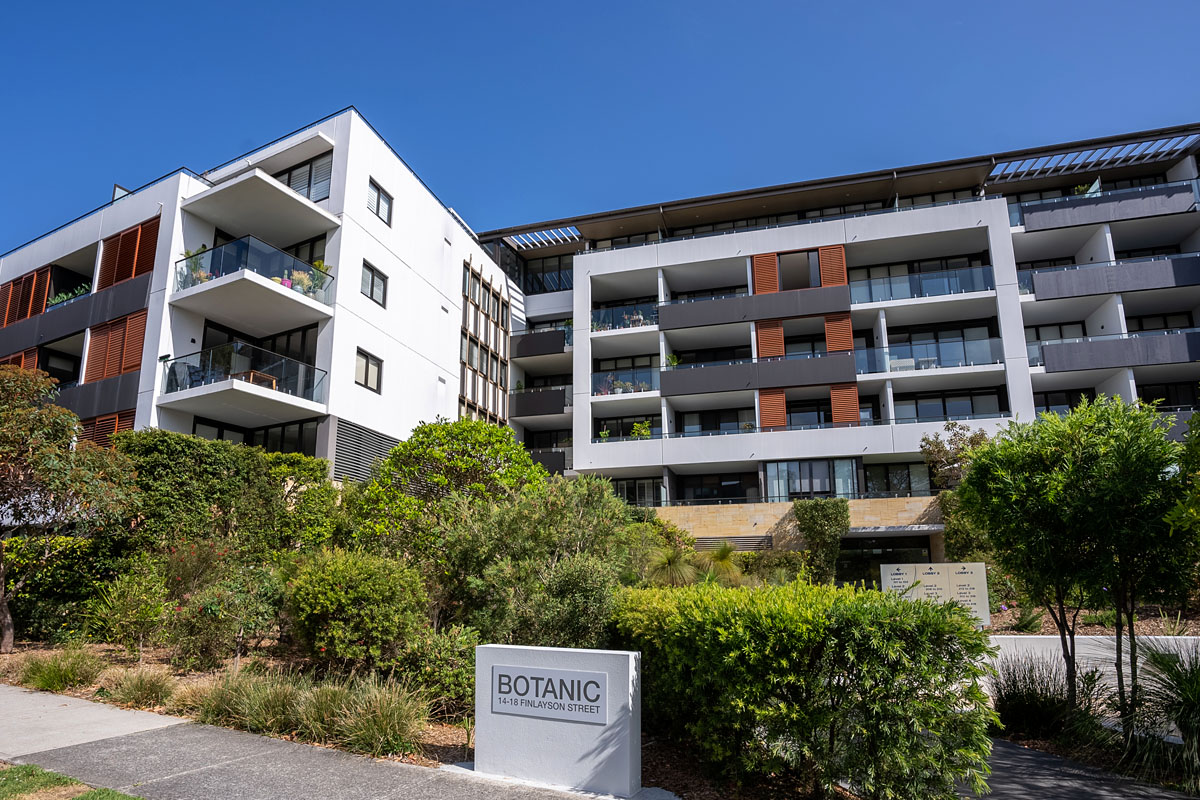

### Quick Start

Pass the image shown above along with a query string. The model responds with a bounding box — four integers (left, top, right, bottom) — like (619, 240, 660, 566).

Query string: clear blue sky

(3, 0, 1198, 254)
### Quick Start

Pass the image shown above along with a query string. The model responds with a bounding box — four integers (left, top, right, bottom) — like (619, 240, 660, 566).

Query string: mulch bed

(989, 604, 1200, 636)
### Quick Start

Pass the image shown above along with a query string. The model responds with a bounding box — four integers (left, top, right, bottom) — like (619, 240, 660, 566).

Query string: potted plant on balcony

(290, 269, 314, 296)
(666, 353, 680, 367)
(741, 421, 755, 432)
(631, 421, 652, 440)
(515, 380, 524, 391)
(598, 428, 611, 442)
(181, 245, 210, 286)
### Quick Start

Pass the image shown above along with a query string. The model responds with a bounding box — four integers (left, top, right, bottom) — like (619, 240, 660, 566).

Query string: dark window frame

(361, 262, 388, 307)
(272, 152, 333, 203)
(367, 179, 392, 226)
(355, 348, 383, 393)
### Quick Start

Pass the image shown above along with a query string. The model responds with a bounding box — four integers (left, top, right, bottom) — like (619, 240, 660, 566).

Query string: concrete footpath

(1, 683, 1189, 799)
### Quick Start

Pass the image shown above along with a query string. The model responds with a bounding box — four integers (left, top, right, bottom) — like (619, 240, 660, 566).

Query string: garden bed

(989, 604, 1200, 636)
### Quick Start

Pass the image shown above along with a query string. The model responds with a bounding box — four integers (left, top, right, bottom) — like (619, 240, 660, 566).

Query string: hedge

(610, 583, 996, 799)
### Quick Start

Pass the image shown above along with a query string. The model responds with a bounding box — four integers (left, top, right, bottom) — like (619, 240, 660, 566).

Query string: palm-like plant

(696, 541, 742, 586)
(1139, 639, 1200, 789)
(647, 545, 697, 587)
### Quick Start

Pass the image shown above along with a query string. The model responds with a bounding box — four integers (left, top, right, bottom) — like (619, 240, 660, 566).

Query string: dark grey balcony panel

(1167, 409, 1195, 443)
(755, 351, 856, 390)
(512, 329, 567, 358)
(660, 362, 756, 396)
(658, 285, 850, 330)
(1022, 184, 1197, 232)
(0, 274, 151, 354)
(1043, 332, 1200, 373)
(56, 372, 141, 419)
(660, 352, 855, 397)
(510, 388, 568, 417)
(1032, 255, 1200, 299)
(531, 449, 566, 475)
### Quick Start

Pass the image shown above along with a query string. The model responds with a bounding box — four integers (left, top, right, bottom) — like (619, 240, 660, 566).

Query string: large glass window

(1138, 382, 1199, 409)
(594, 414, 661, 439)
(1034, 389, 1095, 416)
(612, 478, 664, 507)
(863, 462, 931, 497)
(892, 388, 1007, 423)
(282, 235, 326, 266)
(273, 152, 333, 203)
(678, 473, 759, 505)
(523, 255, 574, 295)
(765, 458, 859, 501)
(676, 408, 755, 435)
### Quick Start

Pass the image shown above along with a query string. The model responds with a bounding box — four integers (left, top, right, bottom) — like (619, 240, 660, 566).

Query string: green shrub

(20, 647, 105, 691)
(517, 553, 619, 649)
(735, 550, 811, 584)
(299, 681, 355, 742)
(7, 535, 125, 642)
(100, 666, 176, 708)
(991, 653, 1072, 738)
(1081, 608, 1121, 627)
(86, 569, 166, 658)
(610, 583, 996, 799)
(288, 550, 427, 667)
(792, 497, 848, 583)
(395, 625, 478, 720)
(1012, 605, 1044, 633)
(337, 675, 427, 757)
(1140, 639, 1200, 791)
(162, 564, 284, 671)
(237, 674, 307, 735)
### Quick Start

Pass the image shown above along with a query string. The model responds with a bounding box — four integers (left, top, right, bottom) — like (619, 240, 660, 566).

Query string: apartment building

(4, 111, 1199, 579)
(0, 108, 517, 482)
(482, 123, 1200, 578)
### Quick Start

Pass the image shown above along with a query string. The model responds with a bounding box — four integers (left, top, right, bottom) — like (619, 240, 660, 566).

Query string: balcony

(529, 447, 573, 474)
(509, 385, 573, 417)
(849, 266, 994, 304)
(511, 325, 573, 358)
(1040, 327, 1200, 373)
(660, 351, 856, 397)
(1011, 180, 1199, 230)
(169, 237, 334, 338)
(592, 367, 660, 396)
(182, 168, 340, 244)
(591, 302, 658, 332)
(1020, 252, 1200, 299)
(157, 342, 327, 427)
(855, 338, 1004, 374)
(657, 285, 849, 330)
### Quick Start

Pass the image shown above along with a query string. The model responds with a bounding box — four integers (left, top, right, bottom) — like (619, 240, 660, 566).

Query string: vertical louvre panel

(21, 347, 38, 370)
(13, 274, 34, 323)
(78, 417, 97, 446)
(115, 409, 135, 434)
(830, 383, 860, 424)
(0, 284, 10, 328)
(818, 245, 847, 287)
(30, 267, 51, 317)
(84, 323, 111, 383)
(755, 320, 784, 358)
(752, 253, 778, 294)
(105, 323, 126, 379)
(97, 235, 120, 290)
(133, 217, 159, 277)
(114, 229, 140, 284)
(824, 312, 853, 351)
(759, 388, 787, 429)
(92, 414, 119, 448)
(76, 409, 135, 448)
(121, 310, 147, 373)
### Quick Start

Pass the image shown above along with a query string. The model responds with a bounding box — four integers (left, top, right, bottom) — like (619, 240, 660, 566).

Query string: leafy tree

(358, 418, 546, 535)
(793, 497, 849, 583)
(86, 567, 166, 661)
(921, 422, 991, 561)
(0, 366, 137, 653)
(1074, 398, 1189, 738)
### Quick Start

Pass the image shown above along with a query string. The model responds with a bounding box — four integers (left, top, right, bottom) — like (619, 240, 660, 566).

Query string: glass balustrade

(849, 266, 994, 304)
(590, 302, 659, 332)
(591, 367, 660, 395)
(855, 338, 1004, 374)
(175, 236, 334, 304)
(161, 341, 328, 403)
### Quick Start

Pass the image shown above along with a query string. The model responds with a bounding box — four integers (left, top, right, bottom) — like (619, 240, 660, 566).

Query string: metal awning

(503, 226, 581, 251)
(988, 133, 1200, 184)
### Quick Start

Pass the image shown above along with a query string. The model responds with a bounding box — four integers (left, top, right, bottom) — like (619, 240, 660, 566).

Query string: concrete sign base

(474, 644, 641, 798)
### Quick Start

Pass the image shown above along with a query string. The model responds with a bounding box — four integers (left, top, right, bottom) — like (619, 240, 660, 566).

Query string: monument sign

(880, 562, 990, 626)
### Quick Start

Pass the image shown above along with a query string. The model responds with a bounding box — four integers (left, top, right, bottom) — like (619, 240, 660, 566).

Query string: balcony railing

(591, 302, 658, 332)
(175, 236, 334, 304)
(585, 194, 989, 254)
(849, 265, 994, 304)
(511, 384, 573, 406)
(1008, 179, 1200, 226)
(664, 418, 881, 438)
(520, 323, 574, 345)
(659, 290, 750, 306)
(664, 350, 840, 371)
(45, 284, 92, 311)
(855, 338, 1004, 374)
(593, 432, 664, 443)
(1018, 251, 1200, 295)
(1039, 325, 1200, 347)
(893, 411, 1008, 425)
(592, 367, 660, 395)
(161, 341, 328, 403)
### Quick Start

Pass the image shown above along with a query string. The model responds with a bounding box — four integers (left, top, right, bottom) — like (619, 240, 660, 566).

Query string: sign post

(474, 644, 641, 798)
(880, 562, 990, 627)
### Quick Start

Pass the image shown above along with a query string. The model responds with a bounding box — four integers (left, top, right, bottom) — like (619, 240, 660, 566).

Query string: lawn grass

(0, 763, 139, 799)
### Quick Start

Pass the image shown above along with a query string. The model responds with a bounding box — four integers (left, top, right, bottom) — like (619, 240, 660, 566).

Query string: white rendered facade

(0, 108, 518, 480)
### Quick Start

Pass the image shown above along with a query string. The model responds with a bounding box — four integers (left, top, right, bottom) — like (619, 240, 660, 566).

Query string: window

(367, 180, 392, 225)
(892, 388, 1007, 423)
(96, 217, 159, 291)
(1127, 312, 1194, 332)
(361, 262, 387, 307)
(863, 463, 931, 497)
(283, 235, 326, 265)
(355, 349, 382, 392)
(273, 153, 333, 202)
(765, 459, 858, 501)
(1034, 389, 1095, 416)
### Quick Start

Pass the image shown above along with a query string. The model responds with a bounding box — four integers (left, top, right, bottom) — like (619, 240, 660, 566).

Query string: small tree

(921, 422, 991, 563)
(359, 418, 546, 538)
(0, 366, 137, 653)
(793, 497, 849, 583)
